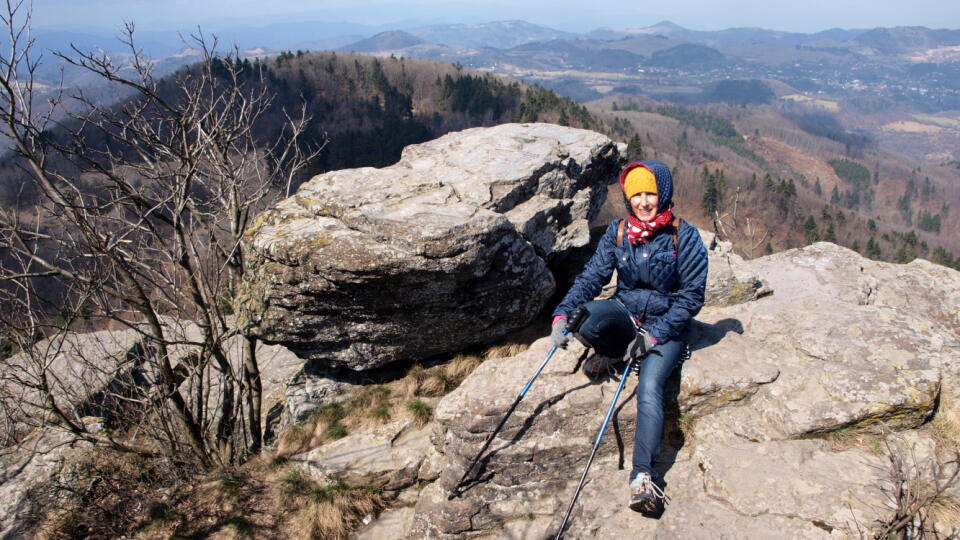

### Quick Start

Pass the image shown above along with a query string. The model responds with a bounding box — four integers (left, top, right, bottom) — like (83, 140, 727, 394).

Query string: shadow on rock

(455, 381, 594, 496)
(687, 318, 744, 352)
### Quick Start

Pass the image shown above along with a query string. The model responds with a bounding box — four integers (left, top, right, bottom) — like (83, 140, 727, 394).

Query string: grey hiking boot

(629, 473, 665, 515)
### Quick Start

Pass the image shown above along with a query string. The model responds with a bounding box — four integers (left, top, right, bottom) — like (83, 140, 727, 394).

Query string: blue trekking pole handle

(555, 354, 636, 539)
(520, 329, 566, 397)
(449, 332, 565, 499)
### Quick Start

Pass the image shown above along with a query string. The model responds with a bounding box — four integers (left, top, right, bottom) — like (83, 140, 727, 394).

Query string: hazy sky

(31, 0, 960, 34)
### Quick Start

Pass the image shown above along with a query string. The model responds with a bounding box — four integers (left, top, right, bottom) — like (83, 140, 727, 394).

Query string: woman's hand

(625, 329, 657, 361)
(551, 318, 571, 349)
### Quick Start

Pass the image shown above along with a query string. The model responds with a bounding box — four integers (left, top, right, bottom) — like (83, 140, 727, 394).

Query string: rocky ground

(318, 239, 959, 539)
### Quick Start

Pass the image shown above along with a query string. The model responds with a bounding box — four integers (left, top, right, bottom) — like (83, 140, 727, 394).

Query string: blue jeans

(573, 299, 684, 482)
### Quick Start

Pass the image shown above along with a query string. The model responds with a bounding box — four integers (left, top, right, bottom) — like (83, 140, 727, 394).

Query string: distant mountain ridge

(341, 30, 426, 53)
(406, 20, 579, 49)
(590, 21, 868, 48)
(35, 19, 960, 61)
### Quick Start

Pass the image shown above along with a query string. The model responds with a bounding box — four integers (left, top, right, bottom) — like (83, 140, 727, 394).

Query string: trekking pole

(448, 306, 589, 500)
(554, 354, 637, 539)
(447, 341, 560, 499)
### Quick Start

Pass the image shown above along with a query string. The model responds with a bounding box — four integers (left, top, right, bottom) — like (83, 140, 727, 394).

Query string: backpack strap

(672, 217, 680, 251)
(617, 219, 626, 246)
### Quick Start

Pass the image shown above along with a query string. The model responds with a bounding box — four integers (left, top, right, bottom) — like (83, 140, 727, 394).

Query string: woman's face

(630, 192, 659, 222)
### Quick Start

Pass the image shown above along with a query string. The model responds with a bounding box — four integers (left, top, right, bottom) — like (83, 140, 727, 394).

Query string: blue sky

(31, 0, 960, 33)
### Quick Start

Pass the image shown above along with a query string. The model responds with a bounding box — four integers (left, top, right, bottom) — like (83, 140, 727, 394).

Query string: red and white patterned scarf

(626, 206, 674, 244)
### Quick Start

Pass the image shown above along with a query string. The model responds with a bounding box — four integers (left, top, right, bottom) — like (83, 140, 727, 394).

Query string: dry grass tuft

(483, 342, 529, 360)
(278, 467, 387, 540)
(278, 387, 404, 457)
(932, 385, 960, 449)
(447, 353, 483, 383)
(396, 364, 427, 397)
(418, 367, 454, 397)
(399, 355, 483, 398)
(276, 402, 349, 457)
(276, 422, 313, 457)
(931, 494, 960, 530)
(32, 449, 185, 539)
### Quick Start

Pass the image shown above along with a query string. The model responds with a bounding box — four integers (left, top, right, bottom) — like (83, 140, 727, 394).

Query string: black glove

(551, 320, 571, 349)
(624, 328, 657, 361)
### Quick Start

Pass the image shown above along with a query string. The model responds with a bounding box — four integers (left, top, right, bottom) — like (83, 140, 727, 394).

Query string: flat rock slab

(292, 421, 434, 491)
(692, 438, 889, 531)
(238, 123, 621, 370)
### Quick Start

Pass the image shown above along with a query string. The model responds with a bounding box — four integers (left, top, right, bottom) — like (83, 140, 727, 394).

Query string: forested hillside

(0, 51, 596, 207)
(594, 95, 960, 270)
(235, 51, 596, 179)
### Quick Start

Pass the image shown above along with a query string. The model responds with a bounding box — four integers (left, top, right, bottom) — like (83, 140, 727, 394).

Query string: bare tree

(873, 441, 960, 539)
(0, 0, 321, 468)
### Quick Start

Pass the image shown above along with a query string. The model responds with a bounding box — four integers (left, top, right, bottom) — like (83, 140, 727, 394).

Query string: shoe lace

(632, 474, 667, 502)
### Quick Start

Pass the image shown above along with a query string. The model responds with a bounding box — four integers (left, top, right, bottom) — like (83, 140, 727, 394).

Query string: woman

(549, 159, 708, 515)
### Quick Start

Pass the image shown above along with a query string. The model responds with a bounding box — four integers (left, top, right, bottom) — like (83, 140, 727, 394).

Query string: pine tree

(824, 223, 836, 243)
(701, 167, 719, 215)
(627, 134, 644, 161)
(804, 215, 820, 244)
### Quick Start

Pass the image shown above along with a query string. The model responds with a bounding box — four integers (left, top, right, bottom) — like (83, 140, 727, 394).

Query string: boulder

(237, 123, 621, 371)
(700, 230, 773, 307)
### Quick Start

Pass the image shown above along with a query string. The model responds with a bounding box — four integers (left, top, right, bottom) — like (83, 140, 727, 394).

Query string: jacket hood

(618, 160, 674, 214)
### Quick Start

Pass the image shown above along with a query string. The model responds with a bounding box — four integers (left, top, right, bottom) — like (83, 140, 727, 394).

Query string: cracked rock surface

(237, 123, 620, 371)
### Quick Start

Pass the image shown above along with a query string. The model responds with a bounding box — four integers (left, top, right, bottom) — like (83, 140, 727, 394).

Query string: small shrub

(226, 513, 255, 537)
(370, 402, 391, 422)
(326, 421, 348, 439)
(406, 399, 431, 426)
(218, 472, 244, 497)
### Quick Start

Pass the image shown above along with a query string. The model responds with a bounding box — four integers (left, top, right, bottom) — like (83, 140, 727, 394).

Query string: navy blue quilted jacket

(553, 160, 708, 343)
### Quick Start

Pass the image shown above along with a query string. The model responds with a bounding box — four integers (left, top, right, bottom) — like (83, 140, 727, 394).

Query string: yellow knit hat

(623, 167, 657, 199)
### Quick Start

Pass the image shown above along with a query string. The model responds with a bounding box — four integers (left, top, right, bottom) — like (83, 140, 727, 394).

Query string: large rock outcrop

(237, 123, 621, 371)
(334, 240, 959, 539)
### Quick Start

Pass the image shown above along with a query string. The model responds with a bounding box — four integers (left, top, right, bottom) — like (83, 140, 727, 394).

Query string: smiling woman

(549, 159, 708, 516)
